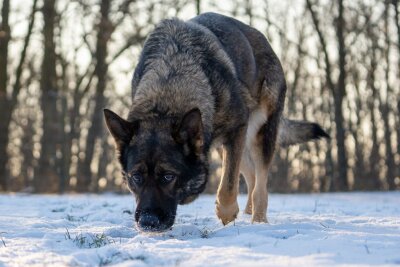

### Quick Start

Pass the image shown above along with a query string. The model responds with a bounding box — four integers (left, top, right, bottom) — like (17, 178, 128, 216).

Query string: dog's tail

(277, 118, 330, 147)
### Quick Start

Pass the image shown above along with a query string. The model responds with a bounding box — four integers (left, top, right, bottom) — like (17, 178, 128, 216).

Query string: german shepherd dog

(104, 13, 329, 232)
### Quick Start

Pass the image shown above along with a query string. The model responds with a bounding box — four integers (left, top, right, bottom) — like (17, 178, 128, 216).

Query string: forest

(0, 0, 399, 193)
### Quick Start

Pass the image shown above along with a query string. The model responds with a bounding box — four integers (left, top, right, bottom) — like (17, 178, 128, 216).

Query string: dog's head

(104, 108, 208, 232)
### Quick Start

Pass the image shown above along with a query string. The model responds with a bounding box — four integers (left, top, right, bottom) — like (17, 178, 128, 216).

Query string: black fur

(105, 12, 329, 230)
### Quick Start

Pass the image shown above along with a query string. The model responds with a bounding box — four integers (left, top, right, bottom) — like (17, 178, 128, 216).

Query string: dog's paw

(251, 212, 268, 223)
(244, 202, 252, 215)
(215, 200, 239, 225)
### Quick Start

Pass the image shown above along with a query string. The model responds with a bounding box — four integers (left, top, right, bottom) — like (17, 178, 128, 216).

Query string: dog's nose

(138, 214, 160, 231)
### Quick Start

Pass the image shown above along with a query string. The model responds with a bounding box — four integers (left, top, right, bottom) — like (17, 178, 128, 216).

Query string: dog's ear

(173, 108, 204, 155)
(104, 109, 137, 146)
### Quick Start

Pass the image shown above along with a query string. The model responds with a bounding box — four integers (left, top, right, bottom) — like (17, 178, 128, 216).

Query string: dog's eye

(128, 173, 143, 184)
(162, 174, 176, 183)
(132, 174, 142, 183)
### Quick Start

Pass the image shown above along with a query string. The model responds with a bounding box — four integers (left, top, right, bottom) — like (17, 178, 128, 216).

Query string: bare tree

(0, 0, 38, 191)
(196, 0, 201, 15)
(0, 0, 10, 191)
(76, 0, 113, 192)
(349, 68, 366, 189)
(382, 0, 396, 189)
(391, 0, 400, 182)
(76, 0, 146, 192)
(306, 0, 349, 190)
(365, 22, 381, 189)
(36, 0, 61, 192)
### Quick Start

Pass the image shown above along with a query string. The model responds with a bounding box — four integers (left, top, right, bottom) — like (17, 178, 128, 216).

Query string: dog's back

(193, 13, 329, 147)
(191, 12, 285, 101)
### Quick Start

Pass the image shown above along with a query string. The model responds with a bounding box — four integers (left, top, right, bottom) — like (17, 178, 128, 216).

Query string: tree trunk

(368, 98, 380, 189)
(196, 0, 201, 15)
(77, 0, 112, 192)
(0, 106, 11, 191)
(0, 0, 37, 191)
(21, 114, 35, 189)
(306, 0, 348, 190)
(334, 0, 349, 190)
(0, 0, 9, 94)
(96, 136, 109, 192)
(0, 0, 10, 191)
(59, 89, 68, 193)
(321, 83, 335, 192)
(332, 91, 348, 190)
(391, 0, 400, 182)
(350, 70, 366, 190)
(36, 0, 60, 193)
(366, 26, 382, 190)
(383, 0, 396, 189)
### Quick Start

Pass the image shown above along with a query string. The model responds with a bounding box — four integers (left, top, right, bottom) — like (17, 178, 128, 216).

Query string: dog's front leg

(215, 126, 246, 225)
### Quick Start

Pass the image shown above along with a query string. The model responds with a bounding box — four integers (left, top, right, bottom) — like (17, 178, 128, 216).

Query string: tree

(306, 0, 349, 190)
(0, 0, 10, 191)
(196, 0, 201, 15)
(0, 0, 38, 191)
(36, 0, 61, 192)
(76, 0, 113, 192)
(76, 0, 146, 192)
(391, 0, 400, 184)
(382, 0, 396, 189)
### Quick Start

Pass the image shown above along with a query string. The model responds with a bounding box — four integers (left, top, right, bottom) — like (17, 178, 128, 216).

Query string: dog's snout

(138, 213, 161, 231)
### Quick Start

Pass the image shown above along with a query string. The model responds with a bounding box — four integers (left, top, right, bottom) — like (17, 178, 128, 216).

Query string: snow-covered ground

(0, 192, 399, 266)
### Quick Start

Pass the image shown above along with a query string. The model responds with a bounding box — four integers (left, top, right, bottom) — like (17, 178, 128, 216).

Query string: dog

(104, 12, 329, 232)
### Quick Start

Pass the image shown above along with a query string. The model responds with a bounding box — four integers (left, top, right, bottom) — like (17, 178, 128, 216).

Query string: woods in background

(0, 0, 399, 193)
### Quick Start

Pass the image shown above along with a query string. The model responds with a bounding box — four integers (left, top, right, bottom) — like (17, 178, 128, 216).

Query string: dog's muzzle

(135, 210, 175, 232)
(138, 214, 161, 231)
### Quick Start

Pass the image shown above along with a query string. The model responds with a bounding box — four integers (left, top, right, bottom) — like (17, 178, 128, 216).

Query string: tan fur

(215, 126, 246, 225)
(240, 92, 278, 223)
(106, 13, 328, 230)
(239, 147, 255, 215)
(249, 142, 269, 223)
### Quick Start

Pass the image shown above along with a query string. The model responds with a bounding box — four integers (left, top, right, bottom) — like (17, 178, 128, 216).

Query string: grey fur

(104, 12, 329, 230)
(278, 118, 330, 147)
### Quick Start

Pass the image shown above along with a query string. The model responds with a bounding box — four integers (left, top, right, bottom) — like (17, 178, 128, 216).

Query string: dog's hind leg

(216, 126, 247, 225)
(249, 117, 276, 223)
(240, 147, 255, 215)
(250, 79, 286, 223)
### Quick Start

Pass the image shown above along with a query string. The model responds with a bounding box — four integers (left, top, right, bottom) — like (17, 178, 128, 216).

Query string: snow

(0, 192, 399, 266)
